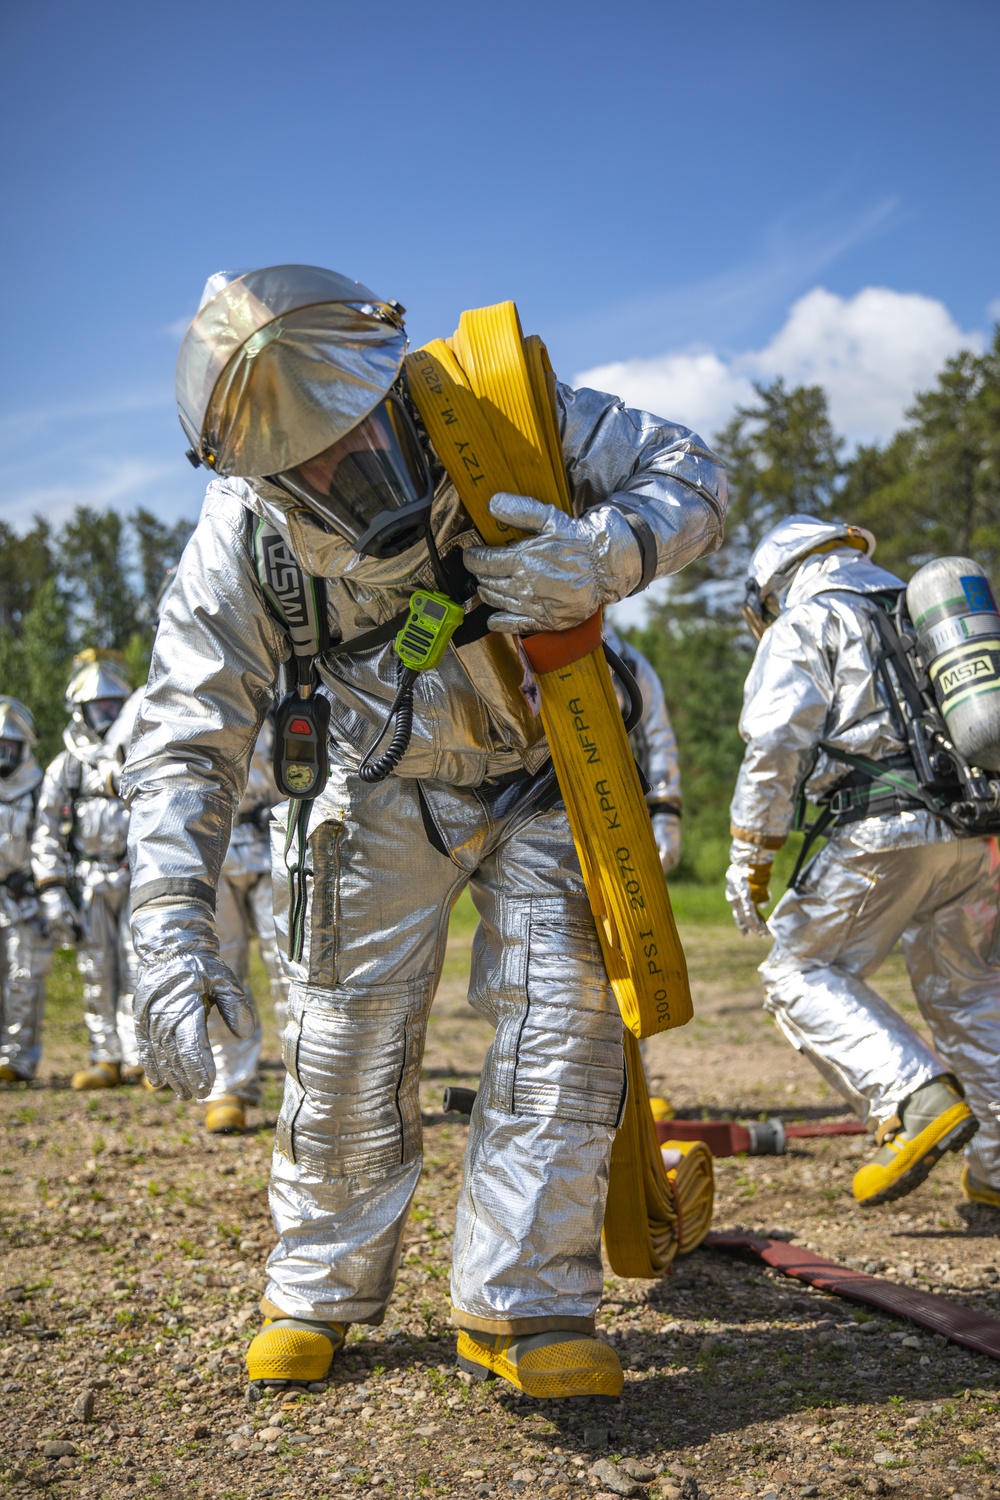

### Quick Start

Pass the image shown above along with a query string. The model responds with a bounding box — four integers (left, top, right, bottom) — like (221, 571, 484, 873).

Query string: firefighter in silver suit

(33, 651, 139, 1090)
(727, 515, 998, 1208)
(206, 715, 287, 1134)
(0, 699, 53, 1083)
(605, 627, 683, 1121)
(605, 626, 682, 873)
(123, 266, 727, 1398)
(110, 684, 283, 1129)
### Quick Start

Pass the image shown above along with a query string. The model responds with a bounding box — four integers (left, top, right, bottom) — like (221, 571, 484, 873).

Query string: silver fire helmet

(743, 513, 876, 641)
(65, 651, 132, 737)
(175, 265, 408, 480)
(0, 696, 36, 778)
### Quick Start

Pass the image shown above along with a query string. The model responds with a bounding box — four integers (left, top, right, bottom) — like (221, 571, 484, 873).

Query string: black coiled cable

(358, 665, 418, 783)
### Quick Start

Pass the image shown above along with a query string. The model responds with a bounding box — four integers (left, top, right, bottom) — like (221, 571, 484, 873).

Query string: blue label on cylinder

(961, 575, 998, 614)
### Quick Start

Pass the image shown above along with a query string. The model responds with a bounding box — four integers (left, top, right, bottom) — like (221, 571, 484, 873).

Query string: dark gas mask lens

(274, 396, 434, 559)
(83, 698, 123, 738)
(0, 738, 22, 778)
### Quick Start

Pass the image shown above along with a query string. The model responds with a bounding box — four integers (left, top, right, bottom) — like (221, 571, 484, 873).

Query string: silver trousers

(266, 766, 624, 1334)
(77, 868, 140, 1067)
(209, 852, 288, 1104)
(762, 820, 1000, 1186)
(0, 916, 53, 1079)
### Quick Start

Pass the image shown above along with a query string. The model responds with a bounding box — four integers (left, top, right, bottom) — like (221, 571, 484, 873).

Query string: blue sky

(1, 0, 997, 536)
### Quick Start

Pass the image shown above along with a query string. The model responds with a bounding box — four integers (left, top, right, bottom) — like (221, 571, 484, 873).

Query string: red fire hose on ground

(652, 1116, 866, 1157)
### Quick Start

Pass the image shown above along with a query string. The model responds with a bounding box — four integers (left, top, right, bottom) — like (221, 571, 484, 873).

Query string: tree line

(1, 328, 997, 879)
(0, 508, 192, 763)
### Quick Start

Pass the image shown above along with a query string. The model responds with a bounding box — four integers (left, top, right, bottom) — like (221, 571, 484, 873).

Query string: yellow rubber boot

(120, 1064, 146, 1085)
(0, 1064, 22, 1084)
(246, 1317, 348, 1386)
(649, 1095, 675, 1123)
(456, 1329, 623, 1400)
(205, 1095, 246, 1134)
(961, 1162, 1000, 1207)
(71, 1061, 122, 1091)
(853, 1077, 977, 1207)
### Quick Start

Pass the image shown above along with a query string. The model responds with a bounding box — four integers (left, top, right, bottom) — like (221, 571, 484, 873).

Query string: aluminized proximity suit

(33, 718, 136, 1066)
(125, 381, 725, 1334)
(731, 547, 1000, 1187)
(211, 720, 287, 1104)
(0, 754, 52, 1078)
(605, 627, 681, 873)
(110, 692, 280, 1099)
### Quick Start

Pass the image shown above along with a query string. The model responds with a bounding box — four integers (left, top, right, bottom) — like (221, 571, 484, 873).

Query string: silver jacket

(729, 549, 945, 845)
(33, 718, 131, 890)
(123, 383, 726, 912)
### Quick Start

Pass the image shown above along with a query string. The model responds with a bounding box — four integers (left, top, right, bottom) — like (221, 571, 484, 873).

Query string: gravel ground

(1, 899, 998, 1500)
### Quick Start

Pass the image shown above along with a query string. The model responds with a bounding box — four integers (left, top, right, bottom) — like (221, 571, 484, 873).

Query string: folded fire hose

(408, 303, 712, 1274)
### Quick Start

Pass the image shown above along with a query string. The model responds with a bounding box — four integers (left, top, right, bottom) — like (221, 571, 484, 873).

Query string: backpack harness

(789, 590, 1000, 889)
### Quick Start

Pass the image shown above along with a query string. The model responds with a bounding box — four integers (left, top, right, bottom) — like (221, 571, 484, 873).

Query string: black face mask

(0, 739, 22, 778)
(83, 699, 123, 738)
(273, 395, 434, 559)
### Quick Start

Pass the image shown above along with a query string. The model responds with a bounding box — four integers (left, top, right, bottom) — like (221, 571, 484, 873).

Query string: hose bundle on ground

(603, 1032, 714, 1273)
(406, 303, 713, 1277)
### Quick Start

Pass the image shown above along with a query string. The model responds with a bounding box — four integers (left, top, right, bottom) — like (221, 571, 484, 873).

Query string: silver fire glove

(725, 837, 777, 939)
(132, 902, 256, 1099)
(465, 493, 642, 634)
(40, 886, 81, 944)
(651, 811, 682, 875)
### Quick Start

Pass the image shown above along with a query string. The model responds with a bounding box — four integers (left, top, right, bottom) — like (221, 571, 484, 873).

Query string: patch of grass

(664, 882, 731, 924)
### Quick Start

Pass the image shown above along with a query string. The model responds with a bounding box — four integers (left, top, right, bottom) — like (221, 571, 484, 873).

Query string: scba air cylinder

(907, 557, 1000, 771)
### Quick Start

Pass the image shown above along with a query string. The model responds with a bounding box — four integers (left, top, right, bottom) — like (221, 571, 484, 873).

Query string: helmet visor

(275, 395, 433, 558)
(0, 738, 23, 777)
(84, 698, 124, 738)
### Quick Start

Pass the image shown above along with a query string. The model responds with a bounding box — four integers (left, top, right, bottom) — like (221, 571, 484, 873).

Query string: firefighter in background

(109, 677, 286, 1133)
(726, 515, 999, 1208)
(32, 651, 139, 1089)
(0, 699, 53, 1083)
(605, 625, 682, 1122)
(605, 625, 682, 873)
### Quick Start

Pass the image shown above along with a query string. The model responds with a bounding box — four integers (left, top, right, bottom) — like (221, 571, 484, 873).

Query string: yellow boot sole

(853, 1101, 977, 1207)
(205, 1096, 246, 1134)
(961, 1162, 1000, 1207)
(71, 1061, 122, 1091)
(456, 1329, 623, 1400)
(246, 1318, 348, 1387)
(649, 1095, 675, 1123)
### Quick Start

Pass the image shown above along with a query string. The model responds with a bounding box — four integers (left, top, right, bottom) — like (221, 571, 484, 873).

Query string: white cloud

(575, 286, 981, 448)
(0, 457, 181, 531)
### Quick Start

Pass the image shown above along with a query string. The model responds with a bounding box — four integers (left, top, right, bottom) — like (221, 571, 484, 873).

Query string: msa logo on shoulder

(254, 521, 325, 656)
(273, 693, 332, 799)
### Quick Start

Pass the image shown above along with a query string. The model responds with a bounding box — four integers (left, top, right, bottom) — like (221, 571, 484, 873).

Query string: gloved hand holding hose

(132, 902, 256, 1099)
(465, 493, 643, 634)
(725, 836, 780, 938)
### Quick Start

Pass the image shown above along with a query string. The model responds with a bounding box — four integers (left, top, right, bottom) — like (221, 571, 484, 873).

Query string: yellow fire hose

(406, 302, 714, 1275)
